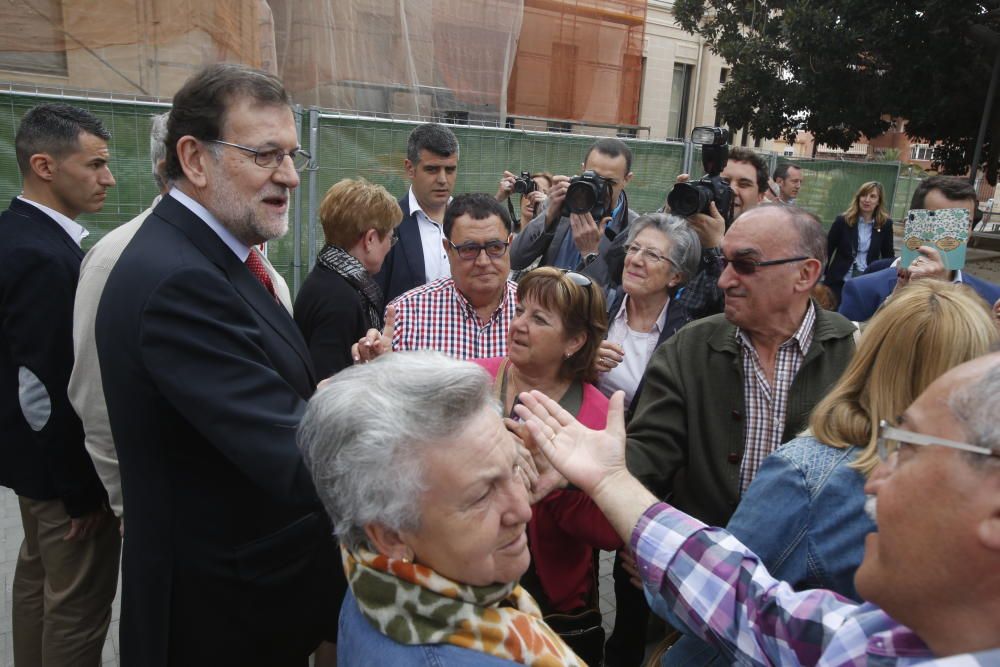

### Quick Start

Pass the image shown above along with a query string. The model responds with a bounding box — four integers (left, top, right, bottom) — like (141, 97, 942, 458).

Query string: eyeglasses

(719, 255, 809, 275)
(625, 243, 677, 268)
(447, 239, 510, 260)
(561, 270, 594, 316)
(876, 420, 998, 472)
(208, 139, 312, 171)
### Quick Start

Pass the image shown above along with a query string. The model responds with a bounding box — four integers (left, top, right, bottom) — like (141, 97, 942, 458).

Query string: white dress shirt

(170, 187, 251, 261)
(597, 295, 669, 408)
(408, 187, 451, 282)
(17, 195, 89, 247)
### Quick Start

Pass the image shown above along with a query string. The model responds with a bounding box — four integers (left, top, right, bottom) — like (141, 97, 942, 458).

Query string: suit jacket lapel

(9, 198, 85, 260)
(398, 204, 426, 284)
(153, 196, 316, 384)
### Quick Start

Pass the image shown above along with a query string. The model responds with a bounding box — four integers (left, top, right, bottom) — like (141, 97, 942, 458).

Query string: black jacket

(374, 195, 426, 303)
(0, 197, 106, 515)
(825, 214, 894, 297)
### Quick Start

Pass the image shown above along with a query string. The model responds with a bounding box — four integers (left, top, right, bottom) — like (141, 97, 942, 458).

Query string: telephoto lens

(666, 181, 711, 217)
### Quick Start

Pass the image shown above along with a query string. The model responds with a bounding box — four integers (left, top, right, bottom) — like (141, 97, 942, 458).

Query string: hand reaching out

(352, 305, 395, 364)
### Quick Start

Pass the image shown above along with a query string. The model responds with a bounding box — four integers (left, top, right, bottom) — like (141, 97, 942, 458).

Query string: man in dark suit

(375, 122, 459, 303)
(0, 104, 120, 666)
(839, 175, 1000, 321)
(95, 64, 341, 666)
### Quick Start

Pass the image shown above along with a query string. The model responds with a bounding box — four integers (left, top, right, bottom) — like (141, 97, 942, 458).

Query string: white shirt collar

(169, 187, 251, 261)
(613, 294, 669, 333)
(408, 186, 452, 224)
(17, 195, 89, 247)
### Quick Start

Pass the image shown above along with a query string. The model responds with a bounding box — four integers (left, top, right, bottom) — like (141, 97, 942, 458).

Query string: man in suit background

(95, 64, 341, 666)
(375, 122, 459, 303)
(0, 103, 120, 666)
(839, 175, 1000, 321)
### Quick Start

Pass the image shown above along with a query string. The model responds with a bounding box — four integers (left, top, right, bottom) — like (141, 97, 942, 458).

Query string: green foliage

(673, 0, 998, 178)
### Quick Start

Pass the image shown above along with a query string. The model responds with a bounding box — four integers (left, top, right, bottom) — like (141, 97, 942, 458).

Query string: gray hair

(624, 212, 701, 284)
(149, 112, 169, 191)
(948, 359, 1000, 462)
(297, 352, 495, 551)
(407, 123, 459, 164)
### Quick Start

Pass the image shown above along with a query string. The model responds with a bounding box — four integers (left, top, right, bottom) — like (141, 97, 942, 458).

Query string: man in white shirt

(375, 122, 460, 303)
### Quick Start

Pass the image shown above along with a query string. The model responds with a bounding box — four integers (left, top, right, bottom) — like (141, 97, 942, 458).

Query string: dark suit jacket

(0, 197, 106, 515)
(839, 266, 1000, 322)
(374, 195, 427, 303)
(95, 194, 341, 666)
(824, 215, 895, 297)
(294, 264, 372, 379)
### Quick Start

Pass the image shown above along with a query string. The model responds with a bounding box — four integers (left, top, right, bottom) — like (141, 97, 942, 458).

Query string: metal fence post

(307, 108, 320, 272)
(682, 139, 693, 176)
(292, 104, 304, 295)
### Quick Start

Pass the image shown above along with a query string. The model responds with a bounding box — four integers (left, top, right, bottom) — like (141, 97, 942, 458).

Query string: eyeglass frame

(208, 139, 312, 171)
(719, 254, 810, 275)
(876, 419, 998, 470)
(625, 243, 679, 270)
(446, 238, 511, 261)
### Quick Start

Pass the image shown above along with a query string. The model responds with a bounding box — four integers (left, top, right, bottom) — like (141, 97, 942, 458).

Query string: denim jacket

(661, 435, 876, 666)
(338, 591, 520, 666)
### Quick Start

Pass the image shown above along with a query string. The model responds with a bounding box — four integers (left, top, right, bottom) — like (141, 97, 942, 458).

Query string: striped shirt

(633, 502, 997, 666)
(389, 277, 517, 360)
(736, 302, 816, 493)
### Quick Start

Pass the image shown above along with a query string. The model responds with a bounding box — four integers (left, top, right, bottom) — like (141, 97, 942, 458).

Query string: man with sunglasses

(94, 65, 341, 665)
(626, 205, 856, 530)
(363, 193, 517, 360)
(514, 349, 1000, 665)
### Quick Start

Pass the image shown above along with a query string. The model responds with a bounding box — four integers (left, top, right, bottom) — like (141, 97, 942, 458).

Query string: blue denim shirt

(660, 436, 876, 666)
(338, 590, 520, 666)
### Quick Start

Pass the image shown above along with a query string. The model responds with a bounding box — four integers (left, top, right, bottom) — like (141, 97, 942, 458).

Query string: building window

(910, 143, 932, 161)
(0, 0, 68, 76)
(668, 63, 693, 140)
(719, 67, 729, 84)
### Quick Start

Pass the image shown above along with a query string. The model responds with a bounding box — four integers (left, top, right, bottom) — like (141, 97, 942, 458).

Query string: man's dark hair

(406, 123, 460, 165)
(728, 147, 769, 194)
(584, 137, 633, 175)
(15, 104, 110, 176)
(911, 175, 981, 224)
(164, 63, 291, 182)
(444, 193, 512, 238)
(773, 163, 801, 181)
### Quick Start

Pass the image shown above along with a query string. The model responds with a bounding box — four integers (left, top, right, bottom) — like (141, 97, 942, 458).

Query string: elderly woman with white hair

(298, 351, 585, 666)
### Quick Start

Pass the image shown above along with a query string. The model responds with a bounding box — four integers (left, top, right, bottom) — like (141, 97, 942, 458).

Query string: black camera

(512, 171, 538, 195)
(667, 126, 735, 228)
(561, 170, 613, 220)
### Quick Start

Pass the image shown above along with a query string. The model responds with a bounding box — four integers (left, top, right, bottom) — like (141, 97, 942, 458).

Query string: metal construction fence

(0, 87, 919, 295)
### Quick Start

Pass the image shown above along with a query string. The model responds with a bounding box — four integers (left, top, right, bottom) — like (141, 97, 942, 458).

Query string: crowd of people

(1, 61, 998, 667)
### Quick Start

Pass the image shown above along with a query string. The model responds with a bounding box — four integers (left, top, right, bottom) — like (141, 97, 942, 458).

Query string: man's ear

(798, 259, 823, 293)
(623, 171, 634, 186)
(363, 523, 414, 561)
(28, 153, 56, 182)
(176, 136, 211, 189)
(404, 158, 416, 181)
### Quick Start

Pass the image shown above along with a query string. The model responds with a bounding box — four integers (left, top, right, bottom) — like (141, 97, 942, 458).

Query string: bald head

(946, 352, 1000, 460)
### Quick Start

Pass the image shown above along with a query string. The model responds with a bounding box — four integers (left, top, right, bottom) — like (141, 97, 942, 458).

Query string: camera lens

(565, 181, 597, 214)
(513, 179, 529, 195)
(667, 182, 712, 217)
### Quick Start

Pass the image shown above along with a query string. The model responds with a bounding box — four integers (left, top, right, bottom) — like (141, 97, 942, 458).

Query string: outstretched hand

(512, 389, 628, 498)
(352, 305, 395, 363)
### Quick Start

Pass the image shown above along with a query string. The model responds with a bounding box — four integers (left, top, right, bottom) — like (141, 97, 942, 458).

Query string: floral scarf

(343, 545, 585, 666)
(316, 244, 383, 331)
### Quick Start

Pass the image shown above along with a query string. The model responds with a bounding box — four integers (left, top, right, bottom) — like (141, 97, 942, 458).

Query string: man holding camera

(510, 138, 637, 288)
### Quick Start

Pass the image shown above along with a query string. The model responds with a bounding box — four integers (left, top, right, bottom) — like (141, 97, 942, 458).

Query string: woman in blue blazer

(824, 181, 895, 301)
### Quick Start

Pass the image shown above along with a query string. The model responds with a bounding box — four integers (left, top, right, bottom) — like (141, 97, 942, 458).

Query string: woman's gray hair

(624, 213, 701, 284)
(297, 352, 496, 551)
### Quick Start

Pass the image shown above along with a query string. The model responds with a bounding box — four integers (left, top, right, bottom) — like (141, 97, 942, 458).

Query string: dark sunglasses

(447, 239, 510, 261)
(719, 255, 809, 275)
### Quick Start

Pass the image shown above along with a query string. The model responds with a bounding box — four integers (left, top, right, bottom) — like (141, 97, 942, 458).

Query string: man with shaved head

(626, 204, 856, 527)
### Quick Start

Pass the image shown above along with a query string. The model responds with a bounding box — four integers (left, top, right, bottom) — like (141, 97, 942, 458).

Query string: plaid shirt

(634, 503, 999, 666)
(389, 278, 517, 360)
(736, 303, 816, 493)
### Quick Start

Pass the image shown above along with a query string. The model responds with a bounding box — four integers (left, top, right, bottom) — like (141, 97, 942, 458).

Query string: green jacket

(625, 307, 856, 527)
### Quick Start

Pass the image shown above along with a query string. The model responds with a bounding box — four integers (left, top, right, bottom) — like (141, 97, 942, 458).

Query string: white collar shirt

(409, 187, 452, 283)
(170, 187, 251, 262)
(18, 195, 89, 247)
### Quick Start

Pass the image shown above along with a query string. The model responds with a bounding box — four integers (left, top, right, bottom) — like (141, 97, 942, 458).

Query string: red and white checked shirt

(389, 277, 518, 360)
(735, 302, 816, 493)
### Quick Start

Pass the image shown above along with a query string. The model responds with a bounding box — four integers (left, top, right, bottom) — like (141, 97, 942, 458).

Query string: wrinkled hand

(688, 201, 725, 249)
(513, 389, 628, 498)
(545, 175, 571, 226)
(505, 417, 567, 503)
(64, 509, 105, 542)
(496, 170, 517, 202)
(570, 212, 602, 256)
(352, 305, 395, 363)
(594, 340, 624, 374)
(896, 246, 949, 294)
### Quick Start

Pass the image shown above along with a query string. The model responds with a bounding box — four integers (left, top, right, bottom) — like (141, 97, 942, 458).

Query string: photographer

(496, 170, 552, 233)
(510, 138, 637, 289)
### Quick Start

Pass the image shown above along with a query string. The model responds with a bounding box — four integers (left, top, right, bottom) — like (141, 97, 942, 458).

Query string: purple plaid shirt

(389, 277, 517, 360)
(633, 502, 1000, 666)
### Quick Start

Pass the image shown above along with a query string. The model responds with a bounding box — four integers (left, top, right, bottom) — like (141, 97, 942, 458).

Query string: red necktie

(245, 249, 278, 301)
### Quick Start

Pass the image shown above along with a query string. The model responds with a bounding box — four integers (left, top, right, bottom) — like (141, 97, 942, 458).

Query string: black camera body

(667, 127, 735, 228)
(561, 170, 614, 221)
(512, 171, 538, 195)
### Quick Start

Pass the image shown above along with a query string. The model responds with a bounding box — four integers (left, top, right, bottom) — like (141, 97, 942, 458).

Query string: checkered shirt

(389, 277, 517, 360)
(632, 503, 999, 666)
(736, 302, 816, 493)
